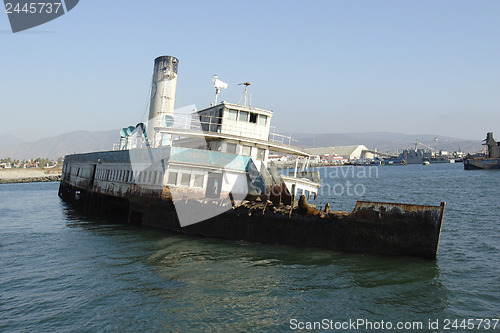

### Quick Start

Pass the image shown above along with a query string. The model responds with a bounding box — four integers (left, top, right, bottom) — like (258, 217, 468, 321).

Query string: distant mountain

(292, 132, 483, 154)
(0, 130, 119, 160)
(0, 129, 483, 160)
(0, 135, 25, 149)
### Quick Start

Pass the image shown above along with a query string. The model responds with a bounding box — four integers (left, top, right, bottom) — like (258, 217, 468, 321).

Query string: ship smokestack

(148, 55, 179, 146)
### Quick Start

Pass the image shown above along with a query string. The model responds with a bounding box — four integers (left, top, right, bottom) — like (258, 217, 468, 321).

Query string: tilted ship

(464, 132, 500, 170)
(59, 56, 446, 259)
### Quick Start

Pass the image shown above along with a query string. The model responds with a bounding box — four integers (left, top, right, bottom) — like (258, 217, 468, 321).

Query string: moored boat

(464, 132, 500, 170)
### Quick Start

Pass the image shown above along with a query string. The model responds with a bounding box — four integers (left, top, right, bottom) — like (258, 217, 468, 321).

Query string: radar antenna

(212, 75, 228, 105)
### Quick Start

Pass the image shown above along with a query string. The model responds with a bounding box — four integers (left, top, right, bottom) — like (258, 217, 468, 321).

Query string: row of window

(167, 172, 204, 188)
(227, 109, 267, 126)
(96, 168, 145, 184)
(213, 142, 266, 160)
(93, 167, 205, 189)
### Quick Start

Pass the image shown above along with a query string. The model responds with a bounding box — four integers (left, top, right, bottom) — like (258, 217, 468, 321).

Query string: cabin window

(157, 172, 163, 184)
(167, 172, 178, 186)
(249, 113, 257, 123)
(239, 111, 248, 122)
(258, 115, 267, 126)
(77, 168, 80, 176)
(228, 110, 237, 121)
(256, 148, 266, 161)
(126, 171, 130, 183)
(241, 145, 252, 156)
(194, 174, 204, 188)
(181, 173, 191, 187)
(149, 172, 154, 183)
(226, 143, 237, 154)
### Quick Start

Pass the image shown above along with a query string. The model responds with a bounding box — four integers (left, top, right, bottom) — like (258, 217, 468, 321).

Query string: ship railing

(153, 112, 298, 146)
(268, 127, 297, 145)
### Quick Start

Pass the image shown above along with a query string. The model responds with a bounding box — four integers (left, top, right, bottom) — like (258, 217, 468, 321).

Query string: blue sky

(1, 0, 499, 141)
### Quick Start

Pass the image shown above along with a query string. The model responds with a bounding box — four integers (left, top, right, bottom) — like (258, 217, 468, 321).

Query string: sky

(1, 0, 499, 142)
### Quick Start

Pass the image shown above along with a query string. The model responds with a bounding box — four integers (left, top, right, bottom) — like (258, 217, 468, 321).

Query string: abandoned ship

(58, 56, 446, 259)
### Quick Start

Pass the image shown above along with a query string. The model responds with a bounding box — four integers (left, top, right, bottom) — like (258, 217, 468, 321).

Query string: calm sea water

(0, 163, 499, 332)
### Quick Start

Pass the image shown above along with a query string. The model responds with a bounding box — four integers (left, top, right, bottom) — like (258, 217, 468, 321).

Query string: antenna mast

(238, 82, 251, 106)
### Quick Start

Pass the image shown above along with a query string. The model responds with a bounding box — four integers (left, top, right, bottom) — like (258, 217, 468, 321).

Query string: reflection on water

(139, 231, 447, 331)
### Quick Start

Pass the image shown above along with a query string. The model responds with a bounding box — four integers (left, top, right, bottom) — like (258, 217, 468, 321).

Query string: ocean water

(0, 163, 498, 332)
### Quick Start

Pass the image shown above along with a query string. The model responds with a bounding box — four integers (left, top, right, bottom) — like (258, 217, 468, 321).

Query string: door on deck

(205, 172, 223, 199)
(88, 164, 97, 189)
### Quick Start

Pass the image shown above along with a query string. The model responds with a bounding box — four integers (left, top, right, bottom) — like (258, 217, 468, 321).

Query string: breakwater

(0, 168, 62, 184)
(0, 175, 61, 184)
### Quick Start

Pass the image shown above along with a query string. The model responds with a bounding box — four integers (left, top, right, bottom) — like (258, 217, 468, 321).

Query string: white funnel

(148, 55, 179, 147)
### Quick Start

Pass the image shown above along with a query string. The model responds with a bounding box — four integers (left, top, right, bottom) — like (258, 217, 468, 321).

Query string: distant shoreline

(0, 167, 62, 184)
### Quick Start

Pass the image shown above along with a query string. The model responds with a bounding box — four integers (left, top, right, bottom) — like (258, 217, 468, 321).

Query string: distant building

(305, 145, 373, 162)
(268, 154, 288, 162)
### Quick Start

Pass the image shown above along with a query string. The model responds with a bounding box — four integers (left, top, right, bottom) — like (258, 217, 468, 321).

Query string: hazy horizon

(1, 1, 499, 142)
(0, 128, 489, 145)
